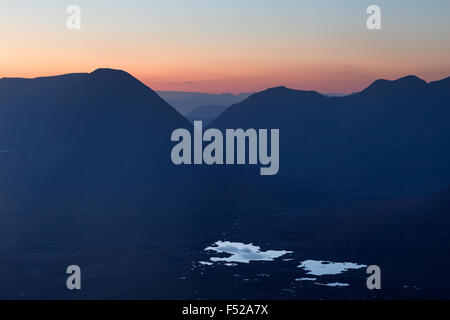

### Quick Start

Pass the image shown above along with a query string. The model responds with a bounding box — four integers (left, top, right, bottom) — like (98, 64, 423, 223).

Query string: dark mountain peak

(0, 68, 134, 84)
(362, 75, 428, 95)
(396, 75, 426, 83)
(90, 68, 131, 78)
(255, 85, 322, 99)
(266, 85, 289, 91)
(89, 68, 141, 85)
(220, 86, 325, 115)
(85, 68, 158, 98)
(394, 75, 428, 89)
(211, 85, 328, 128)
(0, 68, 190, 164)
(263, 85, 311, 94)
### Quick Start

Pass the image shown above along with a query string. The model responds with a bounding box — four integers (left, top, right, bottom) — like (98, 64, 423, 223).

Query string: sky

(1, 0, 449, 94)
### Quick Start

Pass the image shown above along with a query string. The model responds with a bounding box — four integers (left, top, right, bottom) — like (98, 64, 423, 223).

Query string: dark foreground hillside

(0, 70, 449, 299)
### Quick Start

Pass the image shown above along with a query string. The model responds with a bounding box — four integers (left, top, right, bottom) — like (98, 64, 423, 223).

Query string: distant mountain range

(212, 75, 450, 198)
(156, 91, 251, 115)
(2, 70, 449, 199)
(185, 105, 227, 125)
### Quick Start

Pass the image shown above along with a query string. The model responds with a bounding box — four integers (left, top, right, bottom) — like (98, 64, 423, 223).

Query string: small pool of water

(204, 241, 292, 264)
(296, 277, 317, 281)
(298, 260, 366, 276)
(316, 282, 350, 287)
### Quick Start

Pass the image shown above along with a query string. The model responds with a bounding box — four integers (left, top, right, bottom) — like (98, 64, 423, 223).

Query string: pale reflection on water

(316, 282, 350, 287)
(298, 260, 367, 276)
(197, 242, 366, 290)
(204, 241, 292, 264)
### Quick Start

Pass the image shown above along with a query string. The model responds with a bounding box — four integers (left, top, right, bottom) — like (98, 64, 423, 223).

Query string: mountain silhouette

(185, 104, 227, 125)
(211, 75, 450, 198)
(0, 69, 450, 298)
(360, 75, 428, 96)
(157, 91, 251, 115)
(0, 68, 294, 205)
(0, 68, 193, 186)
(0, 69, 229, 299)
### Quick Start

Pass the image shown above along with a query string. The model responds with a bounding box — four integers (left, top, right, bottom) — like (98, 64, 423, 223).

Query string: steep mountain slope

(0, 69, 224, 299)
(157, 91, 251, 114)
(185, 104, 226, 125)
(0, 69, 192, 184)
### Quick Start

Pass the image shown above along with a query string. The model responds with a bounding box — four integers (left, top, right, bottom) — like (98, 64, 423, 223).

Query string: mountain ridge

(211, 74, 450, 198)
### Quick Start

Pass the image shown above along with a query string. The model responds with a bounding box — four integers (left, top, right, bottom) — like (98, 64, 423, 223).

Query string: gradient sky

(1, 0, 449, 94)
